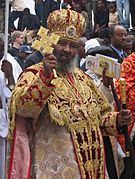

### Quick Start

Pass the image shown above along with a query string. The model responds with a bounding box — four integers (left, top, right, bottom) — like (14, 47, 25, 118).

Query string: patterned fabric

(30, 111, 81, 179)
(47, 9, 86, 42)
(8, 64, 118, 179)
(116, 52, 135, 150)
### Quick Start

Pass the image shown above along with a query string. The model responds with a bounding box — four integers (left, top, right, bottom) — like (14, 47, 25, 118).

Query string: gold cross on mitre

(31, 26, 60, 78)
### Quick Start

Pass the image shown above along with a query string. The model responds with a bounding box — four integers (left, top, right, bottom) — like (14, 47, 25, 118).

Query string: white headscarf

(85, 38, 100, 53)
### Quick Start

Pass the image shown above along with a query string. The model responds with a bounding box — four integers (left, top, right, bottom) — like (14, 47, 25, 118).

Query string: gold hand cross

(31, 26, 60, 78)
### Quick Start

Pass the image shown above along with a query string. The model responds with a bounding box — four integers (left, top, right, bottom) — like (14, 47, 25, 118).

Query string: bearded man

(8, 9, 131, 179)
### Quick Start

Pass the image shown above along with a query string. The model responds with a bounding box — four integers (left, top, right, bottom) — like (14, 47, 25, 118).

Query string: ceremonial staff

(110, 78, 135, 179)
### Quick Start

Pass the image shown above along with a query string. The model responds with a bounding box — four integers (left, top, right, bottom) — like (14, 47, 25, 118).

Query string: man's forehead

(114, 26, 127, 34)
(58, 38, 78, 46)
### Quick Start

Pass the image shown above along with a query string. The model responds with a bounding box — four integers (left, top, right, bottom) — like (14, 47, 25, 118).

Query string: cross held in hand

(32, 26, 60, 55)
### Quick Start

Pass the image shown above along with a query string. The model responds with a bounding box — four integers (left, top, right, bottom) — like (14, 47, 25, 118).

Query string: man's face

(16, 34, 25, 45)
(97, 1, 104, 10)
(53, 39, 78, 73)
(0, 40, 4, 60)
(111, 26, 127, 50)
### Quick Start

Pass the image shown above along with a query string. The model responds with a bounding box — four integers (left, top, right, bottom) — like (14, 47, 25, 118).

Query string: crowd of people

(0, 0, 135, 179)
(7, 0, 135, 35)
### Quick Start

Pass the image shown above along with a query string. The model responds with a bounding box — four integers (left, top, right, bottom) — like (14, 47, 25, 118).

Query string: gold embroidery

(48, 69, 106, 178)
(9, 67, 112, 178)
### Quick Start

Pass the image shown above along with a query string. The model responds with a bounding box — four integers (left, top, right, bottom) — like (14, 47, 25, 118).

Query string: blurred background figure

(43, 0, 61, 28)
(116, 0, 130, 30)
(61, 2, 72, 9)
(82, 0, 98, 33)
(14, 45, 33, 70)
(9, 0, 27, 33)
(0, 36, 22, 179)
(8, 31, 25, 57)
(20, 8, 41, 31)
(129, 0, 135, 31)
(121, 35, 134, 55)
(109, 25, 128, 63)
(72, 3, 89, 38)
(108, 1, 119, 27)
(77, 36, 87, 70)
(89, 0, 109, 38)
(24, 50, 43, 69)
(34, 0, 44, 26)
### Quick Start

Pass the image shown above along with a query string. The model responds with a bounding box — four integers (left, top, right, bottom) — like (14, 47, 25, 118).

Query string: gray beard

(57, 54, 78, 74)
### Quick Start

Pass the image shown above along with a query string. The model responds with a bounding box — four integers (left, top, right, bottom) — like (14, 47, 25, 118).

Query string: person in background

(107, 0, 116, 7)
(14, 45, 33, 70)
(121, 35, 134, 56)
(72, 3, 89, 38)
(129, 0, 135, 31)
(24, 50, 43, 69)
(82, 0, 98, 33)
(116, 51, 135, 178)
(8, 31, 25, 57)
(132, 39, 135, 53)
(9, 0, 27, 33)
(0, 36, 22, 179)
(61, 2, 72, 9)
(43, 0, 61, 28)
(0, 70, 9, 179)
(108, 1, 119, 27)
(63, 0, 83, 9)
(116, 0, 130, 30)
(7, 9, 131, 179)
(20, 8, 41, 31)
(25, 29, 38, 45)
(92, 0, 109, 38)
(77, 36, 87, 69)
(33, 0, 45, 26)
(0, 40, 22, 85)
(109, 24, 128, 63)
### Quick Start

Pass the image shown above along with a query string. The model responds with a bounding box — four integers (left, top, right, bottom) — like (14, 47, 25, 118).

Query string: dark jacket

(109, 45, 128, 64)
(87, 45, 127, 64)
(24, 50, 43, 69)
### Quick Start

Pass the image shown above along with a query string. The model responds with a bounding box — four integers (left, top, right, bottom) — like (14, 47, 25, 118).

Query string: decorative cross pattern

(32, 26, 60, 55)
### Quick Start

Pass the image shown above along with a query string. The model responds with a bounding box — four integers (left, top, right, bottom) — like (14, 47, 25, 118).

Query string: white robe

(0, 53, 22, 179)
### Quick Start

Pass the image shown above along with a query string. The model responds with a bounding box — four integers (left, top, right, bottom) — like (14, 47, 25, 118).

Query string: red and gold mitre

(47, 9, 86, 42)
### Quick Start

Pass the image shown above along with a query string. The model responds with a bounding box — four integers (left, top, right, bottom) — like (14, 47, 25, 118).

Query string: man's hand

(43, 53, 57, 79)
(1, 60, 15, 86)
(117, 109, 131, 127)
(1, 60, 13, 79)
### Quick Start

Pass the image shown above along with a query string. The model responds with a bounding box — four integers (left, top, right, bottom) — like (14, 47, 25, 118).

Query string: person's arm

(10, 53, 57, 119)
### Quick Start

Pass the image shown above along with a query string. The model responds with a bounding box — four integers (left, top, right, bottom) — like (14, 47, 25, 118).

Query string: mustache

(54, 51, 71, 59)
(60, 51, 71, 58)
